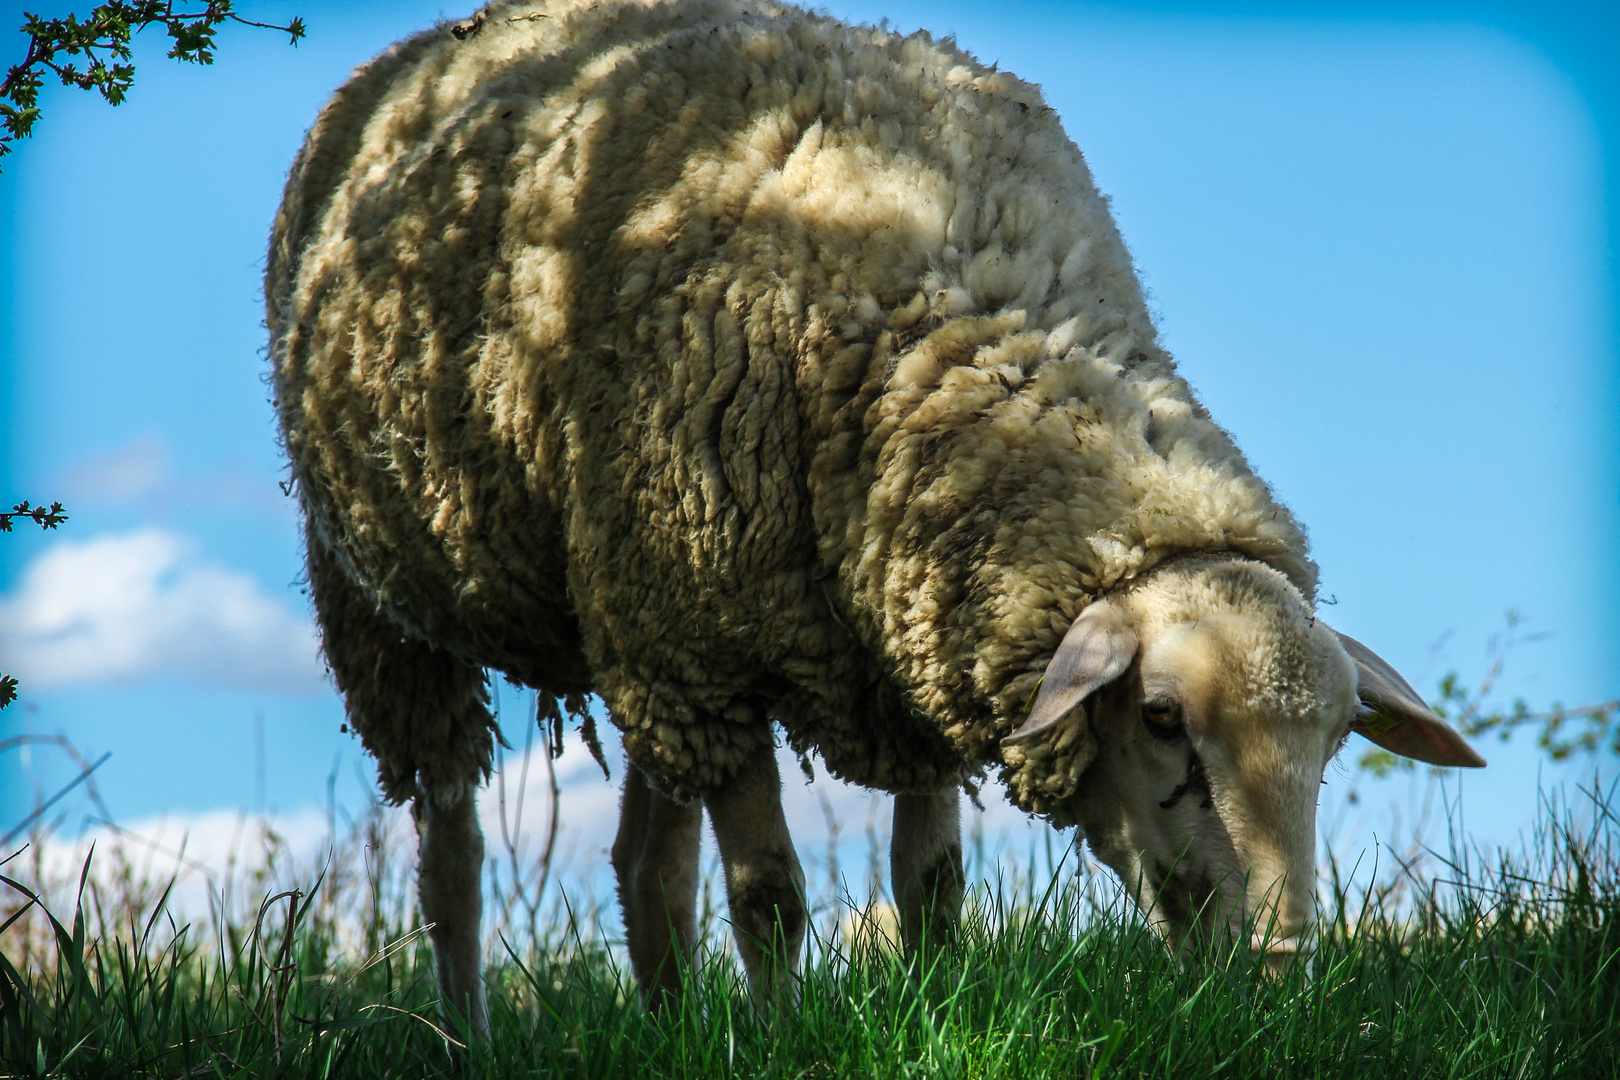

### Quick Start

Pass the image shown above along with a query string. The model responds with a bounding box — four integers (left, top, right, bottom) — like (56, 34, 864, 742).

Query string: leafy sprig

(0, 499, 68, 532)
(1, 2, 305, 169)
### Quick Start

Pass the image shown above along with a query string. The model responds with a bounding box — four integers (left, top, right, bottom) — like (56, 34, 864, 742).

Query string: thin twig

(2, 751, 112, 847)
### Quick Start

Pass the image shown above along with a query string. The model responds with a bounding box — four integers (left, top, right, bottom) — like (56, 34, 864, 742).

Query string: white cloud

(0, 529, 326, 693)
(14, 730, 628, 929)
(27, 806, 341, 924)
(5, 686, 1071, 952)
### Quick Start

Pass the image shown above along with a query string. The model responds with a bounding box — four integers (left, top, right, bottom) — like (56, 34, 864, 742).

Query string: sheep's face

(1005, 557, 1482, 970)
(1072, 576, 1352, 970)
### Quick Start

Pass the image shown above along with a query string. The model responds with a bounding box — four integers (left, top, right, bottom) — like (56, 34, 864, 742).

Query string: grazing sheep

(267, 0, 1484, 1026)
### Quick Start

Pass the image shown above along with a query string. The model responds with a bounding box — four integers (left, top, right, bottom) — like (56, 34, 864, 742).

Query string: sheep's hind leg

(306, 537, 495, 1034)
(414, 783, 486, 1033)
(705, 744, 806, 1004)
(892, 788, 964, 957)
(611, 764, 701, 1010)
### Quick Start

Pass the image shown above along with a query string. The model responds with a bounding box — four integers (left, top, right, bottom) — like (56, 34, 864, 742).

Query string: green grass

(3, 782, 1617, 1079)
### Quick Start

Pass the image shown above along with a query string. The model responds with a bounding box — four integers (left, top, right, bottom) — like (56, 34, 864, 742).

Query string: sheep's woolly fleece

(267, 0, 1317, 813)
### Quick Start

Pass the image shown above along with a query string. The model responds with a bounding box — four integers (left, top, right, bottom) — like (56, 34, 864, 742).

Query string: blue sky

(2, 0, 1616, 885)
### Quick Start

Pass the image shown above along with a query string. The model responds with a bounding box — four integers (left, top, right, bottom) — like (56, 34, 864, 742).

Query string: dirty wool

(268, 0, 1315, 815)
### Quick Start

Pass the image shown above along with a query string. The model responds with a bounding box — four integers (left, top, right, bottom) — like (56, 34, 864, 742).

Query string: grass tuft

(2, 780, 1617, 1078)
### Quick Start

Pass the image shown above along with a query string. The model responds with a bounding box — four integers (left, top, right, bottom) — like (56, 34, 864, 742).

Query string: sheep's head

(1003, 556, 1483, 970)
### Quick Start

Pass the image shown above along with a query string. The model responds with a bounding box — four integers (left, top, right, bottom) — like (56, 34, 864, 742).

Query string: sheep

(266, 0, 1485, 1026)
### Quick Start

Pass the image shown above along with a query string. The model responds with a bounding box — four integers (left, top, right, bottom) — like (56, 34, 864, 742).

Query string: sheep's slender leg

(305, 536, 496, 1034)
(892, 788, 964, 957)
(611, 763, 702, 1010)
(705, 746, 806, 1003)
(414, 783, 487, 1032)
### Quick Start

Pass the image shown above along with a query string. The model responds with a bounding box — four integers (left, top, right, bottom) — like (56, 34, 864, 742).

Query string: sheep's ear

(1003, 602, 1137, 747)
(1334, 630, 1486, 768)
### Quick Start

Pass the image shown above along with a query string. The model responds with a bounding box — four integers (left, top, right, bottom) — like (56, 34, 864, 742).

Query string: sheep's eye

(1141, 699, 1185, 741)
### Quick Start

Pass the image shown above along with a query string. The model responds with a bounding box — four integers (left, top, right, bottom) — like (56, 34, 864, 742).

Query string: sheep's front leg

(612, 764, 702, 1010)
(892, 788, 964, 956)
(415, 783, 487, 1032)
(705, 745, 806, 1003)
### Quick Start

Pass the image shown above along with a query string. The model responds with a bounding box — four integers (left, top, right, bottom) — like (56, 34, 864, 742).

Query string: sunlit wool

(266, 0, 1315, 813)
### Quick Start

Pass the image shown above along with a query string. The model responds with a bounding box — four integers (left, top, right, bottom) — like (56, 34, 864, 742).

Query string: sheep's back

(267, 0, 1315, 801)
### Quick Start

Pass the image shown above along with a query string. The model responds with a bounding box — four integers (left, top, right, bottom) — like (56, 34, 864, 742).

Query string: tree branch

(2, 1, 305, 169)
